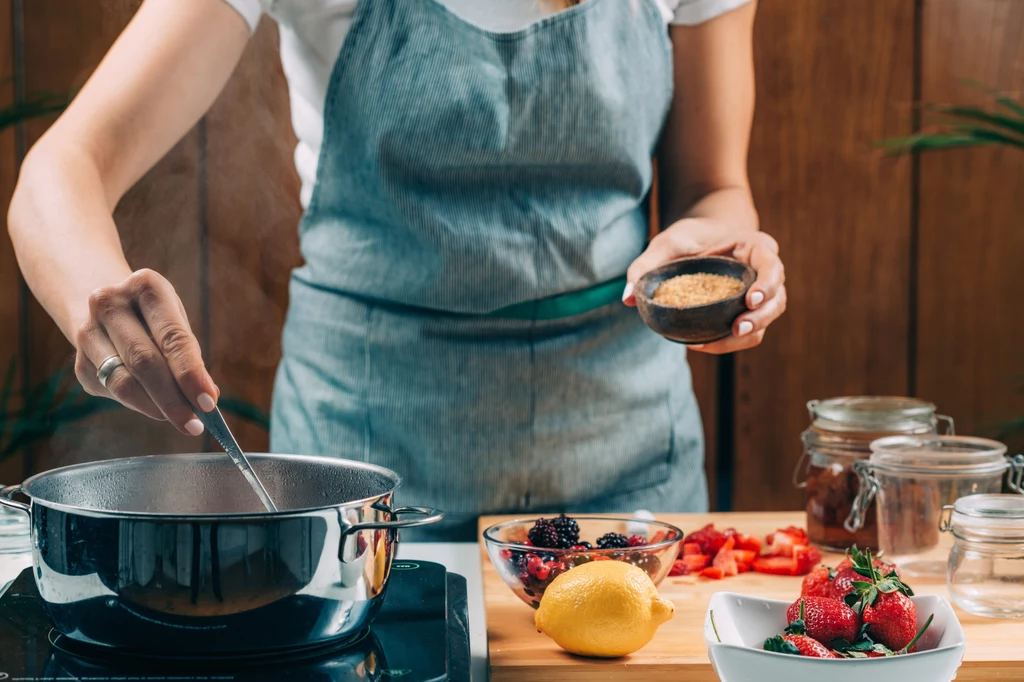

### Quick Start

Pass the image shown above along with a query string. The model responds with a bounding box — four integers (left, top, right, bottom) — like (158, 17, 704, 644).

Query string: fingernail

(184, 419, 205, 437)
(689, 344, 705, 350)
(737, 321, 754, 336)
(197, 392, 216, 412)
(621, 282, 634, 302)
(750, 291, 765, 307)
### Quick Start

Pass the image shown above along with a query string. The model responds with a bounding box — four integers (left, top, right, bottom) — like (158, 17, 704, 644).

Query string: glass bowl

(482, 516, 684, 608)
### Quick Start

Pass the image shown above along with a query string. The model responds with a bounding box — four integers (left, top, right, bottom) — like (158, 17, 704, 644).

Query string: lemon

(534, 560, 674, 658)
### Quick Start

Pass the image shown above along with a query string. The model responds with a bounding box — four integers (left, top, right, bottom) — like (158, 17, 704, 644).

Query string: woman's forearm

(8, 141, 134, 342)
(682, 186, 759, 233)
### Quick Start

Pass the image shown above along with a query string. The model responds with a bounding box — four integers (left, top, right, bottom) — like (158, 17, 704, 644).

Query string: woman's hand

(622, 218, 786, 354)
(74, 269, 219, 435)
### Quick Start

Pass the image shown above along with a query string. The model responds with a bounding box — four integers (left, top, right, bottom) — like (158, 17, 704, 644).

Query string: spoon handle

(191, 406, 279, 513)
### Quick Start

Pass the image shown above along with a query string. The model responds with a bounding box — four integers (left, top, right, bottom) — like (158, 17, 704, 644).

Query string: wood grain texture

(0, 0, 24, 485)
(917, 0, 1024, 453)
(480, 512, 1022, 681)
(735, 0, 917, 511)
(20, 0, 200, 471)
(204, 18, 302, 453)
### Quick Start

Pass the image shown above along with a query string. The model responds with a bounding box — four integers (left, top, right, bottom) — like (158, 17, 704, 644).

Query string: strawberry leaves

(843, 546, 913, 612)
(763, 635, 803, 656)
(784, 600, 809, 637)
(832, 623, 895, 658)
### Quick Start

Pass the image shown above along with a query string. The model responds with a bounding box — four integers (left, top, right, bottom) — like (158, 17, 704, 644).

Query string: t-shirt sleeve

(669, 0, 752, 26)
(217, 0, 271, 33)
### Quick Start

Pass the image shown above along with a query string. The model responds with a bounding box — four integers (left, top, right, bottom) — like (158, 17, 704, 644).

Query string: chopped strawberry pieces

(699, 567, 724, 580)
(669, 554, 711, 576)
(752, 556, 803, 576)
(682, 542, 703, 556)
(683, 524, 728, 558)
(732, 549, 757, 565)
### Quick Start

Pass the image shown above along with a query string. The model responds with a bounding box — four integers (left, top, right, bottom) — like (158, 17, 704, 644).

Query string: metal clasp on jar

(844, 460, 881, 533)
(938, 504, 955, 533)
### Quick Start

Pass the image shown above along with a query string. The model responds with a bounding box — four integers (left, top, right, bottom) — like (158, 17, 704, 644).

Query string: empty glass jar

(846, 435, 1024, 578)
(940, 494, 1024, 618)
(795, 396, 952, 553)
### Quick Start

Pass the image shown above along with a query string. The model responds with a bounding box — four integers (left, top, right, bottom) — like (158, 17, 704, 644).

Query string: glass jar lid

(940, 494, 1024, 543)
(808, 396, 938, 433)
(868, 435, 1009, 476)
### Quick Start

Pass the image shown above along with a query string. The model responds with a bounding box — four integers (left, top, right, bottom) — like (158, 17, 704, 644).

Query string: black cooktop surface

(0, 560, 469, 681)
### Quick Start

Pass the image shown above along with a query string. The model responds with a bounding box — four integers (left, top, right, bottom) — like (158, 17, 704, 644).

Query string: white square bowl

(703, 592, 966, 682)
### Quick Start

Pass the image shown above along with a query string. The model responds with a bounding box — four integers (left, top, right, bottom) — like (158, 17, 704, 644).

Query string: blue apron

(271, 0, 708, 541)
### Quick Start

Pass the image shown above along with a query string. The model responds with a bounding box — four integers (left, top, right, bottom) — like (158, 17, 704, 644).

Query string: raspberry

(627, 535, 647, 547)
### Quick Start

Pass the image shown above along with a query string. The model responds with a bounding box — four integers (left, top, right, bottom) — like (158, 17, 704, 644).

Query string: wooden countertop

(479, 512, 1023, 682)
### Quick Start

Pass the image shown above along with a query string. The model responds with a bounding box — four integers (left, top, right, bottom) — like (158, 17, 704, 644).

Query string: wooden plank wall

(735, 0, 917, 510)
(1, 1, 1021, 512)
(916, 0, 1024, 455)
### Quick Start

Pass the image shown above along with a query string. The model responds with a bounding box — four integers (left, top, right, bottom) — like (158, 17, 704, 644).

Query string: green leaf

(764, 635, 802, 656)
(962, 80, 1024, 118)
(931, 105, 1024, 136)
(0, 92, 69, 132)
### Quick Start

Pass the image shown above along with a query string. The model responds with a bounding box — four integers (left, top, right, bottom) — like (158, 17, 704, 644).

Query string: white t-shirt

(221, 0, 750, 208)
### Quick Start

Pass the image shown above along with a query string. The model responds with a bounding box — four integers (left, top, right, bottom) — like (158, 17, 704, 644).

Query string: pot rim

(13, 452, 404, 521)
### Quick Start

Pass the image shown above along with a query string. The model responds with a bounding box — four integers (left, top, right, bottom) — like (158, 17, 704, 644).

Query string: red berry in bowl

(627, 535, 647, 547)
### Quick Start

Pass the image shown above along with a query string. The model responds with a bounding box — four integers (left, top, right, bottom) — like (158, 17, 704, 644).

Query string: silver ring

(96, 355, 125, 389)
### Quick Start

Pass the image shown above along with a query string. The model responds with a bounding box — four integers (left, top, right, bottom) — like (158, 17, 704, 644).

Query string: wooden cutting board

(479, 512, 1023, 681)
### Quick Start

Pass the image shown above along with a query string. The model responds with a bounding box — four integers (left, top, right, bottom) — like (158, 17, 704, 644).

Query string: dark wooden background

(2, 0, 1021, 512)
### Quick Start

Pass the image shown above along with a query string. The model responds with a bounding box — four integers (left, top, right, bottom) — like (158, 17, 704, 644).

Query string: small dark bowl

(635, 256, 755, 345)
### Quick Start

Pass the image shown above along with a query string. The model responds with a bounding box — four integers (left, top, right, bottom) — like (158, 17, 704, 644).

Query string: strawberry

(669, 554, 711, 576)
(764, 634, 839, 658)
(801, 566, 836, 599)
(842, 546, 919, 651)
(682, 542, 703, 556)
(732, 549, 757, 566)
(764, 600, 841, 658)
(763, 526, 811, 558)
(834, 546, 907, 600)
(752, 545, 820, 576)
(712, 549, 739, 577)
(699, 566, 724, 580)
(793, 545, 822, 574)
(862, 592, 918, 651)
(786, 597, 860, 646)
(683, 524, 728, 558)
(732, 533, 763, 554)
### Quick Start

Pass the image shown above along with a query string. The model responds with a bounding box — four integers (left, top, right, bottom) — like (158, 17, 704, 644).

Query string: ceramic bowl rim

(704, 591, 967, 662)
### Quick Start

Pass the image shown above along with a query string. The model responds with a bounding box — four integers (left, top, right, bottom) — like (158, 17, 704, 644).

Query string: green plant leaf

(930, 105, 1024, 136)
(0, 92, 69, 131)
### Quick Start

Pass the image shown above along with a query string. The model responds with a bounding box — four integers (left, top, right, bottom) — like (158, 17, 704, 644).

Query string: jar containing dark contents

(794, 397, 953, 553)
(846, 435, 1023, 579)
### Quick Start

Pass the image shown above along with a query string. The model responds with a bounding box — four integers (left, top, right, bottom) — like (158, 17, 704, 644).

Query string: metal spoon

(191, 406, 279, 513)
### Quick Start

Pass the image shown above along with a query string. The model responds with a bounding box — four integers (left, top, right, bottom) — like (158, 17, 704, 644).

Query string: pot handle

(344, 506, 445, 535)
(0, 485, 30, 514)
(844, 461, 879, 533)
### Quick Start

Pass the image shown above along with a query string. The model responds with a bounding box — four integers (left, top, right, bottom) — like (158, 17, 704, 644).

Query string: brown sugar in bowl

(634, 256, 756, 344)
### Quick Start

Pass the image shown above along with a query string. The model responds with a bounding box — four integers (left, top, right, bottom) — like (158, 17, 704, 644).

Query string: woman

(8, 0, 784, 540)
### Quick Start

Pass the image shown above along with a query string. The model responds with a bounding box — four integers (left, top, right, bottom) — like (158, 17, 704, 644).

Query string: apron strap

(485, 274, 628, 321)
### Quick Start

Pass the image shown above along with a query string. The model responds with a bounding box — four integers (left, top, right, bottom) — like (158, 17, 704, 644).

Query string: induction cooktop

(0, 560, 469, 681)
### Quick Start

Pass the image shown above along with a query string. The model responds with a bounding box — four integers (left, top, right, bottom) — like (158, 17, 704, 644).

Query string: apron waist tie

(485, 275, 628, 321)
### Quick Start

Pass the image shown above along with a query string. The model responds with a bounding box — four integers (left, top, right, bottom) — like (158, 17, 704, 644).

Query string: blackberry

(596, 532, 630, 549)
(527, 518, 561, 549)
(551, 514, 580, 548)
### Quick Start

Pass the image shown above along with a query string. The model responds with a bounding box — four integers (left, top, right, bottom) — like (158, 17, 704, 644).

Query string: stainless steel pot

(0, 452, 443, 655)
